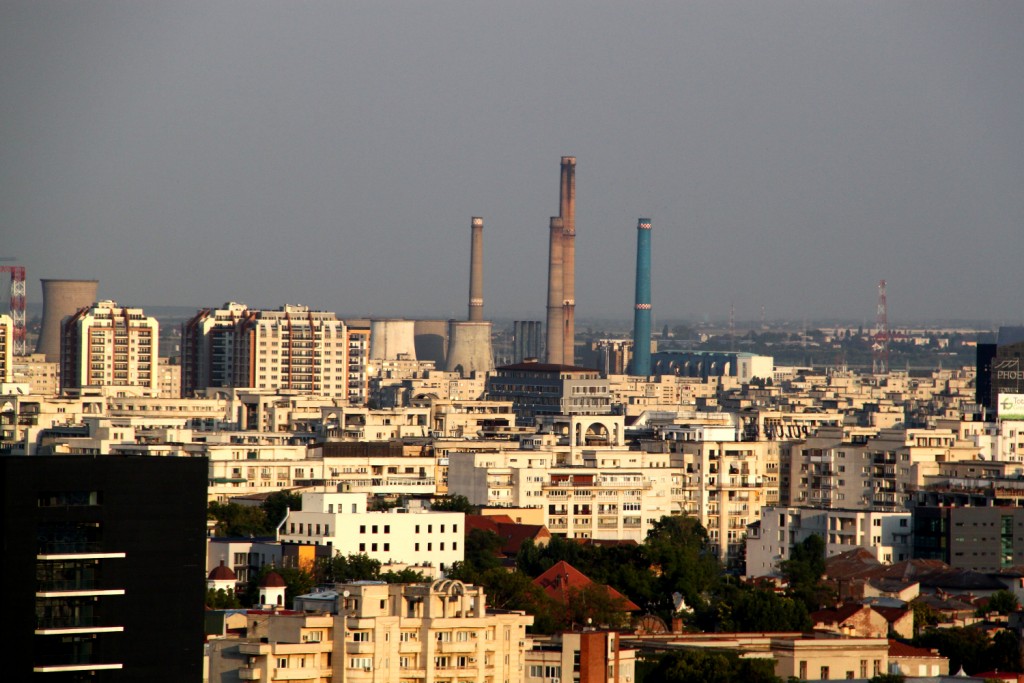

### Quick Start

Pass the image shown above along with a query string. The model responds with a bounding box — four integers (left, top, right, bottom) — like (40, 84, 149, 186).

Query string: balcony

(275, 666, 328, 680)
(37, 542, 126, 561)
(35, 615, 125, 635)
(238, 667, 262, 680)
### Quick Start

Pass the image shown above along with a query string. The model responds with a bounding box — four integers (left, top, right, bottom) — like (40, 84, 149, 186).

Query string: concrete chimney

(545, 216, 564, 365)
(629, 218, 653, 377)
(468, 217, 484, 322)
(36, 279, 99, 362)
(560, 157, 576, 365)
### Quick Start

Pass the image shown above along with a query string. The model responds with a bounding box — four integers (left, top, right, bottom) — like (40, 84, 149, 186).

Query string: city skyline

(3, 2, 1023, 323)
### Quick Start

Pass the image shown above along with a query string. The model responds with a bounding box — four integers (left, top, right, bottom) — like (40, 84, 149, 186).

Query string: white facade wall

(63, 301, 159, 396)
(279, 492, 464, 571)
(745, 506, 912, 578)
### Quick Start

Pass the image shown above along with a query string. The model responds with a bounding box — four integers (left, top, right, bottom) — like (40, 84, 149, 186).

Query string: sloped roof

(810, 603, 870, 625)
(824, 547, 882, 580)
(208, 564, 237, 581)
(259, 571, 286, 588)
(874, 605, 913, 624)
(888, 639, 944, 659)
(465, 515, 550, 556)
(533, 560, 641, 612)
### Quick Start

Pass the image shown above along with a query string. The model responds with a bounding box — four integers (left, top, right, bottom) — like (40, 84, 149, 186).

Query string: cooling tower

(629, 219, 653, 377)
(513, 321, 542, 363)
(369, 319, 417, 361)
(36, 279, 99, 362)
(414, 319, 449, 367)
(444, 320, 494, 376)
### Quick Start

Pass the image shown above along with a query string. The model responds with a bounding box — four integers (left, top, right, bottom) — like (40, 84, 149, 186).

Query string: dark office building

(914, 503, 1024, 572)
(1, 455, 208, 681)
(977, 327, 1024, 416)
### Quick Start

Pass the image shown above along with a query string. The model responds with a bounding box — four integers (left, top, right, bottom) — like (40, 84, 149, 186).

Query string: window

(820, 666, 829, 679)
(352, 631, 371, 642)
(278, 657, 288, 668)
(360, 525, 366, 533)
(350, 657, 372, 669)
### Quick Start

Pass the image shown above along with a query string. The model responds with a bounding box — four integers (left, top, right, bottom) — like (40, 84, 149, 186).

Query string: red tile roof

(532, 560, 641, 612)
(887, 639, 944, 658)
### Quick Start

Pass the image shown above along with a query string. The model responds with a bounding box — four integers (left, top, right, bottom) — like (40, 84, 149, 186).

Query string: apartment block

(278, 492, 464, 572)
(60, 300, 159, 396)
(745, 506, 912, 578)
(182, 304, 370, 401)
(331, 580, 533, 683)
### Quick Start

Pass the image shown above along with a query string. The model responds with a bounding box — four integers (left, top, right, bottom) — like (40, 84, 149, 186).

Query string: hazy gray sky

(3, 1, 1022, 324)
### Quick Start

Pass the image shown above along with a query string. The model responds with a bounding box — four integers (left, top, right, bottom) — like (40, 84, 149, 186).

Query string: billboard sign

(998, 393, 1024, 420)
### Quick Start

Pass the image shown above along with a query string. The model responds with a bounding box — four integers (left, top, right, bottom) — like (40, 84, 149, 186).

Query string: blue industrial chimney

(629, 218, 652, 376)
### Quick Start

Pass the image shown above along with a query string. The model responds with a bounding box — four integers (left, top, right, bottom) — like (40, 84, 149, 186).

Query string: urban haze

(3, 1, 1023, 323)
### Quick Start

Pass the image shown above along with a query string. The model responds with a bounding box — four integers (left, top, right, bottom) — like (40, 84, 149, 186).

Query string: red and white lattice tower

(0, 262, 26, 355)
(872, 279, 889, 374)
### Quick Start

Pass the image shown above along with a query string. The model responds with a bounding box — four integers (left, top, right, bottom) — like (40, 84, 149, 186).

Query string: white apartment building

(449, 447, 676, 543)
(208, 611, 335, 683)
(60, 300, 159, 396)
(745, 506, 912, 578)
(335, 580, 533, 683)
(666, 429, 782, 564)
(279, 492, 464, 572)
(183, 304, 371, 402)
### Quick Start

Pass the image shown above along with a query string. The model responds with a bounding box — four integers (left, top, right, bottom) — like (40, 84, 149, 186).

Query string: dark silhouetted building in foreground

(2, 454, 207, 681)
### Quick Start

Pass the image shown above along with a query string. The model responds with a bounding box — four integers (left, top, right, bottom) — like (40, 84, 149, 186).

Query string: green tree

(987, 629, 1022, 673)
(261, 491, 302, 529)
(207, 501, 270, 537)
(463, 528, 503, 575)
(643, 648, 782, 683)
(379, 567, 429, 583)
(781, 535, 831, 611)
(430, 495, 476, 514)
(914, 626, 992, 674)
(980, 590, 1020, 616)
(696, 583, 810, 633)
(910, 599, 940, 635)
(205, 587, 242, 609)
(317, 553, 382, 583)
(644, 515, 722, 613)
(867, 675, 905, 683)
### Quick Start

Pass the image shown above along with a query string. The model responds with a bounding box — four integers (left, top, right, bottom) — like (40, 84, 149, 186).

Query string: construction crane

(0, 257, 27, 355)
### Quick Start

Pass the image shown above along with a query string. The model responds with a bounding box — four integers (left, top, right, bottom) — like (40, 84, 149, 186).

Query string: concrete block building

(278, 492, 464, 573)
